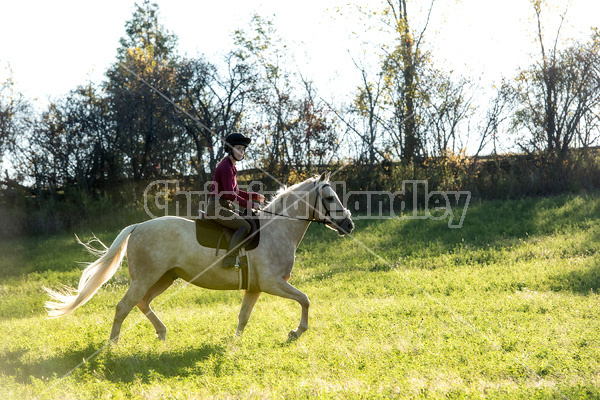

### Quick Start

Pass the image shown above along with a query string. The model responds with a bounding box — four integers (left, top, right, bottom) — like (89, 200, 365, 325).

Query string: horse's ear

(318, 171, 328, 182)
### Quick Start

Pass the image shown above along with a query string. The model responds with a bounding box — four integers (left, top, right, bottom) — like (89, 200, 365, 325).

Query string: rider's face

(232, 145, 246, 160)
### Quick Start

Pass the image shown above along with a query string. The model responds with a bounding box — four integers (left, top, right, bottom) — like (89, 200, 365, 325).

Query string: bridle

(259, 181, 346, 225)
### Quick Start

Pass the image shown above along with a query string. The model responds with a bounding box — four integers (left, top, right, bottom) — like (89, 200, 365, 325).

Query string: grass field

(2, 194, 600, 399)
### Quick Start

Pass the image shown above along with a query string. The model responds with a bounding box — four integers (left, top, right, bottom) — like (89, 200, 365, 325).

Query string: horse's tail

(44, 224, 138, 318)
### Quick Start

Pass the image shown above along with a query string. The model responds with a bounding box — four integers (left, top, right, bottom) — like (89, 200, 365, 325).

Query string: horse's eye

(325, 196, 335, 202)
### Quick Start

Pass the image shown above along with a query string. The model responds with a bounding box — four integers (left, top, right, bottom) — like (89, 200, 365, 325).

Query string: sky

(1, 0, 599, 115)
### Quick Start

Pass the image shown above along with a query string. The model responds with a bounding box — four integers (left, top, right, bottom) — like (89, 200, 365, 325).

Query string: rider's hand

(257, 194, 266, 203)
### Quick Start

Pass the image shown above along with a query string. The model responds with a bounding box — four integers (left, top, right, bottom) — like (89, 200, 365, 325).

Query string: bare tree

(512, 1, 600, 158)
(234, 14, 340, 182)
(176, 54, 253, 180)
(0, 73, 28, 175)
(420, 69, 477, 157)
(351, 60, 385, 167)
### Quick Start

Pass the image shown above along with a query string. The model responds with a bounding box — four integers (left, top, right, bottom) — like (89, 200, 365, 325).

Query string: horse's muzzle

(335, 217, 355, 236)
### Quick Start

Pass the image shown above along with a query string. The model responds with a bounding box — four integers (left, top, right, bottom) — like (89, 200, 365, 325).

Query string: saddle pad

(195, 214, 260, 251)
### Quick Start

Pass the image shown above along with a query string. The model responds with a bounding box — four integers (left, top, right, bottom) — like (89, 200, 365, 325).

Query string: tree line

(1, 2, 341, 196)
(1, 0, 600, 234)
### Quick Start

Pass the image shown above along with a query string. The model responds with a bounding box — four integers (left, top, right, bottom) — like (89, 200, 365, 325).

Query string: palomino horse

(45, 173, 354, 342)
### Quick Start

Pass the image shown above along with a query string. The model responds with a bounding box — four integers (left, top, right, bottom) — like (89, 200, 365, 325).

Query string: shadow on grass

(0, 231, 120, 279)
(0, 343, 104, 384)
(103, 343, 226, 383)
(549, 264, 600, 295)
(293, 195, 600, 290)
(372, 194, 600, 254)
(1, 342, 226, 384)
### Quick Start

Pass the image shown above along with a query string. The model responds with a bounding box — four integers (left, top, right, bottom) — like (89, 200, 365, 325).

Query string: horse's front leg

(264, 278, 310, 340)
(236, 290, 261, 336)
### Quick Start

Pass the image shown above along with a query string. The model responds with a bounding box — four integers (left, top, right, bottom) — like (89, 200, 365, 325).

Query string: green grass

(2, 194, 600, 398)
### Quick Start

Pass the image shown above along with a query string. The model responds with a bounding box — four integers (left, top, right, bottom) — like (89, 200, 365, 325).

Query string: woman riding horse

(206, 133, 265, 268)
(45, 172, 354, 342)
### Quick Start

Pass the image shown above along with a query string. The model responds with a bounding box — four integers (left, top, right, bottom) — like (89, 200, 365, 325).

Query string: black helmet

(224, 133, 251, 151)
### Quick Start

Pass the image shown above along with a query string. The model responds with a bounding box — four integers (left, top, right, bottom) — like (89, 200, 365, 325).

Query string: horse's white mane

(265, 175, 323, 212)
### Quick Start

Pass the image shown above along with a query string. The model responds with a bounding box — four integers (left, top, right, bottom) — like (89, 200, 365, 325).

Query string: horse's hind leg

(236, 290, 261, 336)
(110, 283, 149, 344)
(137, 273, 175, 341)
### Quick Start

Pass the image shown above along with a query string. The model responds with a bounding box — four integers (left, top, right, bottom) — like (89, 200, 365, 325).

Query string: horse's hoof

(288, 330, 299, 341)
(155, 330, 167, 341)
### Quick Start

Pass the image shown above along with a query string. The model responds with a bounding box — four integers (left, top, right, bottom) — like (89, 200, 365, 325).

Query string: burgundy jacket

(210, 156, 260, 209)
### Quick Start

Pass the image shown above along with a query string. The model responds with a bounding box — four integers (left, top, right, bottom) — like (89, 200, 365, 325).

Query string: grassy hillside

(1, 194, 600, 399)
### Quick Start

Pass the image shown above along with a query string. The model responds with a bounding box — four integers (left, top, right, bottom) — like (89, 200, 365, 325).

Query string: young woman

(207, 133, 265, 268)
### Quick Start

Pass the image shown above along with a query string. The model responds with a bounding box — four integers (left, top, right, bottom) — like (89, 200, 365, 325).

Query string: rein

(259, 209, 327, 224)
(258, 182, 343, 225)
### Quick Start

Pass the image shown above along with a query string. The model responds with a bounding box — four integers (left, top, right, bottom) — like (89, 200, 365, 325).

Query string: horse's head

(311, 172, 354, 236)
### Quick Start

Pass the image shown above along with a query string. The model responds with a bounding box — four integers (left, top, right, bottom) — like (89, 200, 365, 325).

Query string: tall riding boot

(222, 227, 248, 269)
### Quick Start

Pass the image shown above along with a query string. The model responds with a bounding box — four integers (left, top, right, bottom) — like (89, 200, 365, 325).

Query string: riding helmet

(224, 133, 251, 151)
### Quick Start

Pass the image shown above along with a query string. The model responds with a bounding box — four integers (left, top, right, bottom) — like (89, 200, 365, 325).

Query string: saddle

(195, 211, 260, 291)
(195, 210, 260, 253)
